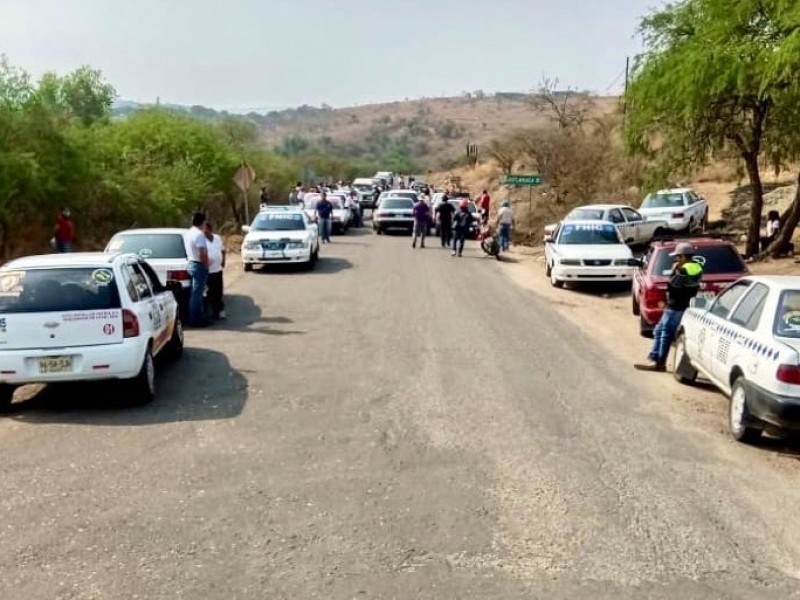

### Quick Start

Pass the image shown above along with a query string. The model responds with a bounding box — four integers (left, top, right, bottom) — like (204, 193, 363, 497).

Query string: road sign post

(502, 174, 543, 237)
(233, 163, 256, 224)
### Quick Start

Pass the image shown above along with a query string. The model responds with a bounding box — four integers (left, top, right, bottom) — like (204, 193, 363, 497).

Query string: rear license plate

(39, 356, 73, 374)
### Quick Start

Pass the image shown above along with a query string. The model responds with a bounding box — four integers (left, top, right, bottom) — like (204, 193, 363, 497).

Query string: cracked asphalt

(1, 227, 800, 599)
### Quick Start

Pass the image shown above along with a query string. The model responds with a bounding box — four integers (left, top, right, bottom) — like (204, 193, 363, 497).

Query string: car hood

(553, 244, 633, 259)
(244, 231, 309, 243)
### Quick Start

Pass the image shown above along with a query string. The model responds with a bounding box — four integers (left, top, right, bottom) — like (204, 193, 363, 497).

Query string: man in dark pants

(635, 242, 703, 372)
(451, 200, 474, 257)
(435, 194, 455, 248)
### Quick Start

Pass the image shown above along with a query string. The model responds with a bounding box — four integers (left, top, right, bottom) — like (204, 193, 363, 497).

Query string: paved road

(2, 229, 800, 599)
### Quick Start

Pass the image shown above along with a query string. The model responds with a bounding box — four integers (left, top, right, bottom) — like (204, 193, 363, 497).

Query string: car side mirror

(241, 225, 250, 234)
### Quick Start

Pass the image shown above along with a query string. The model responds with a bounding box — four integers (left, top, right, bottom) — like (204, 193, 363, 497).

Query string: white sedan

(544, 204, 669, 246)
(241, 207, 320, 271)
(544, 220, 636, 288)
(674, 275, 800, 443)
(638, 188, 709, 233)
(301, 194, 351, 233)
(0, 252, 183, 407)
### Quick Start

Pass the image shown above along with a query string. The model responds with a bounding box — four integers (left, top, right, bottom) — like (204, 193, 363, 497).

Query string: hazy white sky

(1, 0, 654, 111)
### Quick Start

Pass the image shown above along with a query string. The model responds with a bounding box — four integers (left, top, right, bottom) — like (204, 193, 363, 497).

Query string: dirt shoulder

(499, 247, 800, 474)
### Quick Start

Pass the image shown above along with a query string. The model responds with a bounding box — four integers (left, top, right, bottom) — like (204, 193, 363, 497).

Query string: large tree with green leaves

(626, 0, 800, 257)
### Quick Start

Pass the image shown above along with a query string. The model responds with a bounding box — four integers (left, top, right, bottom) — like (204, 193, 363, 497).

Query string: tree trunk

(768, 170, 800, 258)
(743, 152, 764, 258)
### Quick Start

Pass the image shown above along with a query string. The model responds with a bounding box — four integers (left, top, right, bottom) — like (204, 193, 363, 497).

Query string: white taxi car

(0, 252, 183, 408)
(638, 188, 709, 233)
(241, 207, 320, 271)
(674, 276, 800, 442)
(544, 221, 636, 288)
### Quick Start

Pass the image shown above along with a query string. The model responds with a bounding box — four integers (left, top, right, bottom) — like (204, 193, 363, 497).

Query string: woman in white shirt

(761, 210, 781, 253)
(204, 222, 226, 320)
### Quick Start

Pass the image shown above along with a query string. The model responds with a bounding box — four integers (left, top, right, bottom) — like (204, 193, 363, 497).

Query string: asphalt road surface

(2, 229, 800, 599)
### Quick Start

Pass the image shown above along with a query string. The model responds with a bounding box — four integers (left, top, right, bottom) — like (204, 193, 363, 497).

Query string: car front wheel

(671, 332, 697, 384)
(550, 269, 564, 288)
(730, 377, 761, 443)
(244, 263, 253, 272)
(0, 384, 15, 411)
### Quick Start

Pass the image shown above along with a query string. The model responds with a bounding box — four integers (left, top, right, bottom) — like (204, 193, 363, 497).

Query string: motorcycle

(478, 224, 501, 259)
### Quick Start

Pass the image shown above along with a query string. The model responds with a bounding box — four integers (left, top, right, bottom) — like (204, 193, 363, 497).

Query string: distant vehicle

(352, 178, 376, 207)
(544, 204, 669, 246)
(632, 237, 748, 337)
(638, 188, 709, 233)
(544, 221, 636, 288)
(105, 228, 191, 316)
(241, 207, 319, 272)
(674, 276, 800, 443)
(373, 197, 415, 234)
(0, 252, 184, 407)
(378, 190, 418, 204)
(301, 194, 351, 233)
(375, 171, 395, 186)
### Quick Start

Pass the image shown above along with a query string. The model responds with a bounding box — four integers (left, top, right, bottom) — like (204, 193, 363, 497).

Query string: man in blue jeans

(635, 242, 703, 372)
(315, 193, 333, 243)
(184, 212, 211, 327)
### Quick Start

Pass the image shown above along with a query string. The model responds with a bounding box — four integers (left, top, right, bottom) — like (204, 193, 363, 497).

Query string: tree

(530, 76, 594, 130)
(626, 0, 800, 257)
(38, 66, 115, 126)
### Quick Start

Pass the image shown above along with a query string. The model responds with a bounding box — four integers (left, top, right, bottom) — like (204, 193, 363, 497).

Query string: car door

(700, 281, 751, 383)
(139, 260, 175, 348)
(607, 209, 630, 242)
(712, 283, 769, 386)
(621, 208, 645, 243)
(125, 262, 162, 350)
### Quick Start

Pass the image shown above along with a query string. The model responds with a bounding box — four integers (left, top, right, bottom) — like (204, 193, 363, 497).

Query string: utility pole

(622, 56, 630, 129)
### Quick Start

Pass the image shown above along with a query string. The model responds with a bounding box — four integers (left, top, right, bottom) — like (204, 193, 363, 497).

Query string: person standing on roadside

(634, 242, 703, 372)
(412, 195, 430, 249)
(435, 194, 455, 248)
(495, 199, 514, 252)
(204, 221, 226, 320)
(316, 192, 333, 244)
(259, 186, 270, 207)
(53, 207, 75, 253)
(184, 213, 211, 328)
(479, 189, 491, 224)
(452, 199, 474, 257)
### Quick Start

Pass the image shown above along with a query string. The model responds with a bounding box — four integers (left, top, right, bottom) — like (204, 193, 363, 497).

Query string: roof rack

(651, 231, 739, 243)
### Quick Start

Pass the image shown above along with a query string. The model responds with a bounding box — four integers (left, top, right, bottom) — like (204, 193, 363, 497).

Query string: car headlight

(286, 240, 307, 249)
(559, 259, 581, 266)
(244, 241, 260, 250)
(614, 259, 631, 266)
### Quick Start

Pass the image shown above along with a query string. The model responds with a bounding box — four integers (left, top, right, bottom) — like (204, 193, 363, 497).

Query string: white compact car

(0, 252, 183, 407)
(544, 220, 636, 288)
(674, 276, 800, 443)
(638, 188, 709, 233)
(241, 207, 320, 271)
(544, 204, 669, 246)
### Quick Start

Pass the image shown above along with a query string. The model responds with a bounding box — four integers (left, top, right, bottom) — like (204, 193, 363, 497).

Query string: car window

(381, 199, 414, 209)
(652, 245, 746, 276)
(775, 290, 800, 338)
(138, 261, 166, 293)
(709, 281, 750, 318)
(641, 193, 685, 209)
(0, 267, 121, 313)
(557, 223, 621, 245)
(622, 208, 642, 222)
(729, 283, 768, 330)
(128, 264, 153, 300)
(607, 209, 624, 224)
(120, 266, 139, 302)
(107, 233, 187, 260)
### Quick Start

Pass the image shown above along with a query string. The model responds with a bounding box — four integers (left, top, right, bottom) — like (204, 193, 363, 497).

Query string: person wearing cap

(451, 199, 474, 257)
(635, 242, 703, 372)
(495, 199, 514, 252)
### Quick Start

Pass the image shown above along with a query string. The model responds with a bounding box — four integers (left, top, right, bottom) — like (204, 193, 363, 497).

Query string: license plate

(262, 243, 283, 250)
(39, 356, 73, 374)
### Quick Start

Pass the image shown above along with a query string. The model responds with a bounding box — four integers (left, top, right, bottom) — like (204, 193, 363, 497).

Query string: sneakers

(451, 251, 457, 257)
(633, 361, 666, 372)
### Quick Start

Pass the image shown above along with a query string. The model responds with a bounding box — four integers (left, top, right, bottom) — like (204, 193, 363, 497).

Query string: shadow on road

(251, 256, 353, 276)
(212, 294, 306, 336)
(562, 281, 632, 299)
(5, 348, 248, 426)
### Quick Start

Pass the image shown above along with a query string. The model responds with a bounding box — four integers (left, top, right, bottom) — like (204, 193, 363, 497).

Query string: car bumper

(242, 248, 312, 263)
(746, 380, 800, 430)
(0, 340, 147, 385)
(641, 305, 665, 327)
(552, 266, 633, 282)
(375, 218, 414, 229)
(644, 217, 690, 231)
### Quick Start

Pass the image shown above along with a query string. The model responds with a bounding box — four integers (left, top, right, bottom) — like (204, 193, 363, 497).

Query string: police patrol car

(0, 252, 183, 408)
(241, 207, 320, 271)
(673, 275, 800, 442)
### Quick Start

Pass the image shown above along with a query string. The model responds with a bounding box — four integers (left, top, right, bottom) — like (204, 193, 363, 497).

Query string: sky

(0, 0, 655, 112)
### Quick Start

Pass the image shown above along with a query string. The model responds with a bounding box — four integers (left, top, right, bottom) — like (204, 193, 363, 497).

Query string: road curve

(1, 228, 799, 599)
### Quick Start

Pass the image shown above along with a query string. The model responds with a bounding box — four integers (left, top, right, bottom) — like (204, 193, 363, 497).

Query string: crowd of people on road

(184, 212, 227, 328)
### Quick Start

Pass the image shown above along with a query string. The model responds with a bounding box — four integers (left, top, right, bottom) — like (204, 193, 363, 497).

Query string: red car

(632, 237, 749, 337)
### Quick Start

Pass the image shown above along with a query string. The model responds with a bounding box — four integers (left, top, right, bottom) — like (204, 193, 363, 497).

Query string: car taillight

(644, 286, 667, 307)
(671, 213, 685, 219)
(777, 364, 800, 384)
(122, 309, 140, 338)
(167, 269, 190, 282)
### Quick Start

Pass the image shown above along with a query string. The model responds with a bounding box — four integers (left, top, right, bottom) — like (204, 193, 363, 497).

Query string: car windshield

(652, 245, 746, 275)
(106, 233, 187, 259)
(558, 224, 620, 245)
(386, 192, 417, 200)
(569, 209, 605, 220)
(303, 196, 342, 209)
(642, 193, 685, 209)
(251, 213, 306, 231)
(0, 267, 122, 313)
(381, 199, 414, 209)
(775, 290, 800, 338)
(353, 184, 372, 192)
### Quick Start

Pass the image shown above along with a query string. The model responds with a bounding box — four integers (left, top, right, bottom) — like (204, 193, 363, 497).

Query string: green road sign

(502, 174, 542, 186)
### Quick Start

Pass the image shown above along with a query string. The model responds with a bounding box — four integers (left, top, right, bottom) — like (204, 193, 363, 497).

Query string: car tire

(129, 347, 156, 405)
(545, 261, 552, 277)
(0, 384, 15, 411)
(376, 226, 383, 235)
(550, 270, 564, 288)
(632, 293, 640, 316)
(243, 263, 253, 272)
(639, 315, 654, 338)
(671, 332, 697, 384)
(163, 318, 184, 362)
(730, 377, 761, 444)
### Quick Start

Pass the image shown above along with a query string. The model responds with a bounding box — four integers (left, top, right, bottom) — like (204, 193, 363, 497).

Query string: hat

(669, 242, 695, 257)
(501, 199, 510, 207)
